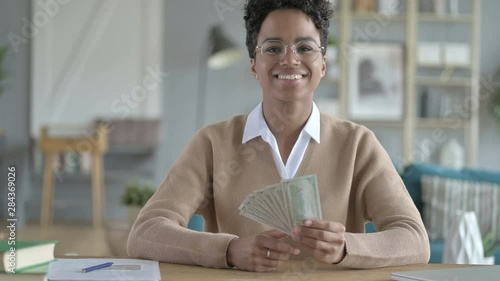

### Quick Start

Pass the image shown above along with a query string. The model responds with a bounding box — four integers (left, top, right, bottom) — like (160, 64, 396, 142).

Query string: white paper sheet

(47, 259, 160, 281)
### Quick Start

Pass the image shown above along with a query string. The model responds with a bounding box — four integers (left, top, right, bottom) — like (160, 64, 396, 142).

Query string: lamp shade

(207, 25, 241, 69)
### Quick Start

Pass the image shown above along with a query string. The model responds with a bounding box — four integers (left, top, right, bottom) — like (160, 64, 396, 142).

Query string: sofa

(398, 163, 500, 264)
(187, 162, 500, 264)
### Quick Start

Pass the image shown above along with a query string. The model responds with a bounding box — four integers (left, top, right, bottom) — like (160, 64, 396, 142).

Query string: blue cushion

(429, 240, 444, 264)
(401, 163, 500, 214)
(365, 222, 376, 233)
(187, 214, 204, 231)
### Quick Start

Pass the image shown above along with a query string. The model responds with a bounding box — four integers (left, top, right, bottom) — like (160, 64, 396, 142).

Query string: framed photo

(354, 0, 376, 12)
(349, 43, 404, 120)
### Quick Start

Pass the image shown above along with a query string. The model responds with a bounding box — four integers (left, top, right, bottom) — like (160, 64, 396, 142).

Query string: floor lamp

(196, 25, 241, 129)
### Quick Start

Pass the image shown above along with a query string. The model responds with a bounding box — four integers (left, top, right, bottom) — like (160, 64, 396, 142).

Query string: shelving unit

(352, 12, 407, 21)
(416, 78, 472, 87)
(319, 0, 481, 166)
(416, 118, 468, 129)
(353, 119, 404, 128)
(418, 13, 473, 23)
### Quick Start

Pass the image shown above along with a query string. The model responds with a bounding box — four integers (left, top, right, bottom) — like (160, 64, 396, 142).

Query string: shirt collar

(305, 102, 321, 143)
(242, 102, 321, 144)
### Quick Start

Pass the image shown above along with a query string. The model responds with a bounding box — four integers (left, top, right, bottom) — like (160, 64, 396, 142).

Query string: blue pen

(81, 262, 114, 273)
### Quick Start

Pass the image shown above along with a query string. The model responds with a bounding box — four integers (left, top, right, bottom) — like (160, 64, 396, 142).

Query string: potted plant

(0, 45, 7, 97)
(326, 35, 337, 62)
(483, 229, 499, 264)
(326, 35, 338, 80)
(492, 67, 500, 131)
(121, 179, 156, 226)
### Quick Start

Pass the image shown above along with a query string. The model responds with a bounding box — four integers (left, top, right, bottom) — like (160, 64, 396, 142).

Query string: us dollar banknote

(239, 174, 322, 234)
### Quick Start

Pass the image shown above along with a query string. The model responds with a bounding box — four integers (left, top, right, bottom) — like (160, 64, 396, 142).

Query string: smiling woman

(250, 9, 326, 163)
(127, 0, 430, 272)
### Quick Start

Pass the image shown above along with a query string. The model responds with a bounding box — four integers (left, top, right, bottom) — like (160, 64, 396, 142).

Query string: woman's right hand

(226, 229, 301, 272)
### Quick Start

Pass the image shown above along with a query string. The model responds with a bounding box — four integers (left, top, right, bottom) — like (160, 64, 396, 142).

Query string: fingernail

(304, 220, 312, 226)
(294, 249, 300, 255)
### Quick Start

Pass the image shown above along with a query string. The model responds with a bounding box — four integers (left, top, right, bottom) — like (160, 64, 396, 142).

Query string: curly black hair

(243, 0, 335, 59)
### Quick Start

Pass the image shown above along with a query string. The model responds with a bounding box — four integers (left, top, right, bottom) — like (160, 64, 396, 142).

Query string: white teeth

(277, 74, 303, 80)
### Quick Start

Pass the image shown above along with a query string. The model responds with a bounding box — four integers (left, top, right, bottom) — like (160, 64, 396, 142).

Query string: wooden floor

(0, 221, 121, 257)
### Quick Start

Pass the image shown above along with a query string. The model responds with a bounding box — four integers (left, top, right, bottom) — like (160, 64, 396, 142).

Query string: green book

(0, 241, 57, 274)
(0, 263, 49, 281)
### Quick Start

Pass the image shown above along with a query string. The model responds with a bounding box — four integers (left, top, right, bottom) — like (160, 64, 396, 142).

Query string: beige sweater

(127, 114, 430, 269)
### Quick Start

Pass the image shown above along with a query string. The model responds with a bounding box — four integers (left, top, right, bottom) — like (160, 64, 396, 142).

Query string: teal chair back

(187, 214, 204, 231)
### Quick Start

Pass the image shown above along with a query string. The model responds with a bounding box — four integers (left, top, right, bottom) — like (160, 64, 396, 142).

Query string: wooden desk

(156, 261, 468, 281)
(57, 256, 471, 281)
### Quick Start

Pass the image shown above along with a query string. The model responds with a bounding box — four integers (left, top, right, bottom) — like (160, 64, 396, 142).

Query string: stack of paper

(47, 259, 160, 281)
(239, 174, 322, 234)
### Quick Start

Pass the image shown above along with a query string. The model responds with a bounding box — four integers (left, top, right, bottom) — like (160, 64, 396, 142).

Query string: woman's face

(251, 9, 326, 104)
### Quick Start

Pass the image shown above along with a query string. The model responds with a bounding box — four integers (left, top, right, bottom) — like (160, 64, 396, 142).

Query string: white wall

(159, 0, 261, 183)
(30, 0, 163, 138)
(0, 0, 31, 225)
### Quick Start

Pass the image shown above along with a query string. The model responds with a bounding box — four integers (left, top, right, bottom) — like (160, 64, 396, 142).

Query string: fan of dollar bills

(239, 174, 322, 234)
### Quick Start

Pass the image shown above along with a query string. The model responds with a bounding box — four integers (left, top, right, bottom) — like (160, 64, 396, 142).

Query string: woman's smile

(273, 72, 308, 86)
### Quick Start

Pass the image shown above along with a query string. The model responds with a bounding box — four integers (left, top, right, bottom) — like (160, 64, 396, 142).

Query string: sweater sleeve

(339, 129, 430, 268)
(127, 129, 238, 268)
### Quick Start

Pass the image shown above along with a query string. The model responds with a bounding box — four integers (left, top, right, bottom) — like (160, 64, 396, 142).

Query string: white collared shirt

(242, 102, 321, 179)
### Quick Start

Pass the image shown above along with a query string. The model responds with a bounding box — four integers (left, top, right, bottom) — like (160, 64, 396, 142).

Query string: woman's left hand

(291, 219, 346, 264)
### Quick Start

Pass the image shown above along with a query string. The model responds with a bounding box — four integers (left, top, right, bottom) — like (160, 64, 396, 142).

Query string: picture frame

(378, 0, 403, 15)
(354, 0, 376, 12)
(348, 43, 404, 120)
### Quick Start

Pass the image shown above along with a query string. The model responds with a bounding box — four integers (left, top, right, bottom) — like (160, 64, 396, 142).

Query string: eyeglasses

(255, 40, 324, 63)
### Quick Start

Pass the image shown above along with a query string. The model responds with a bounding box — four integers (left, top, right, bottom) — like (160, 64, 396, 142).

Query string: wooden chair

(39, 124, 108, 227)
